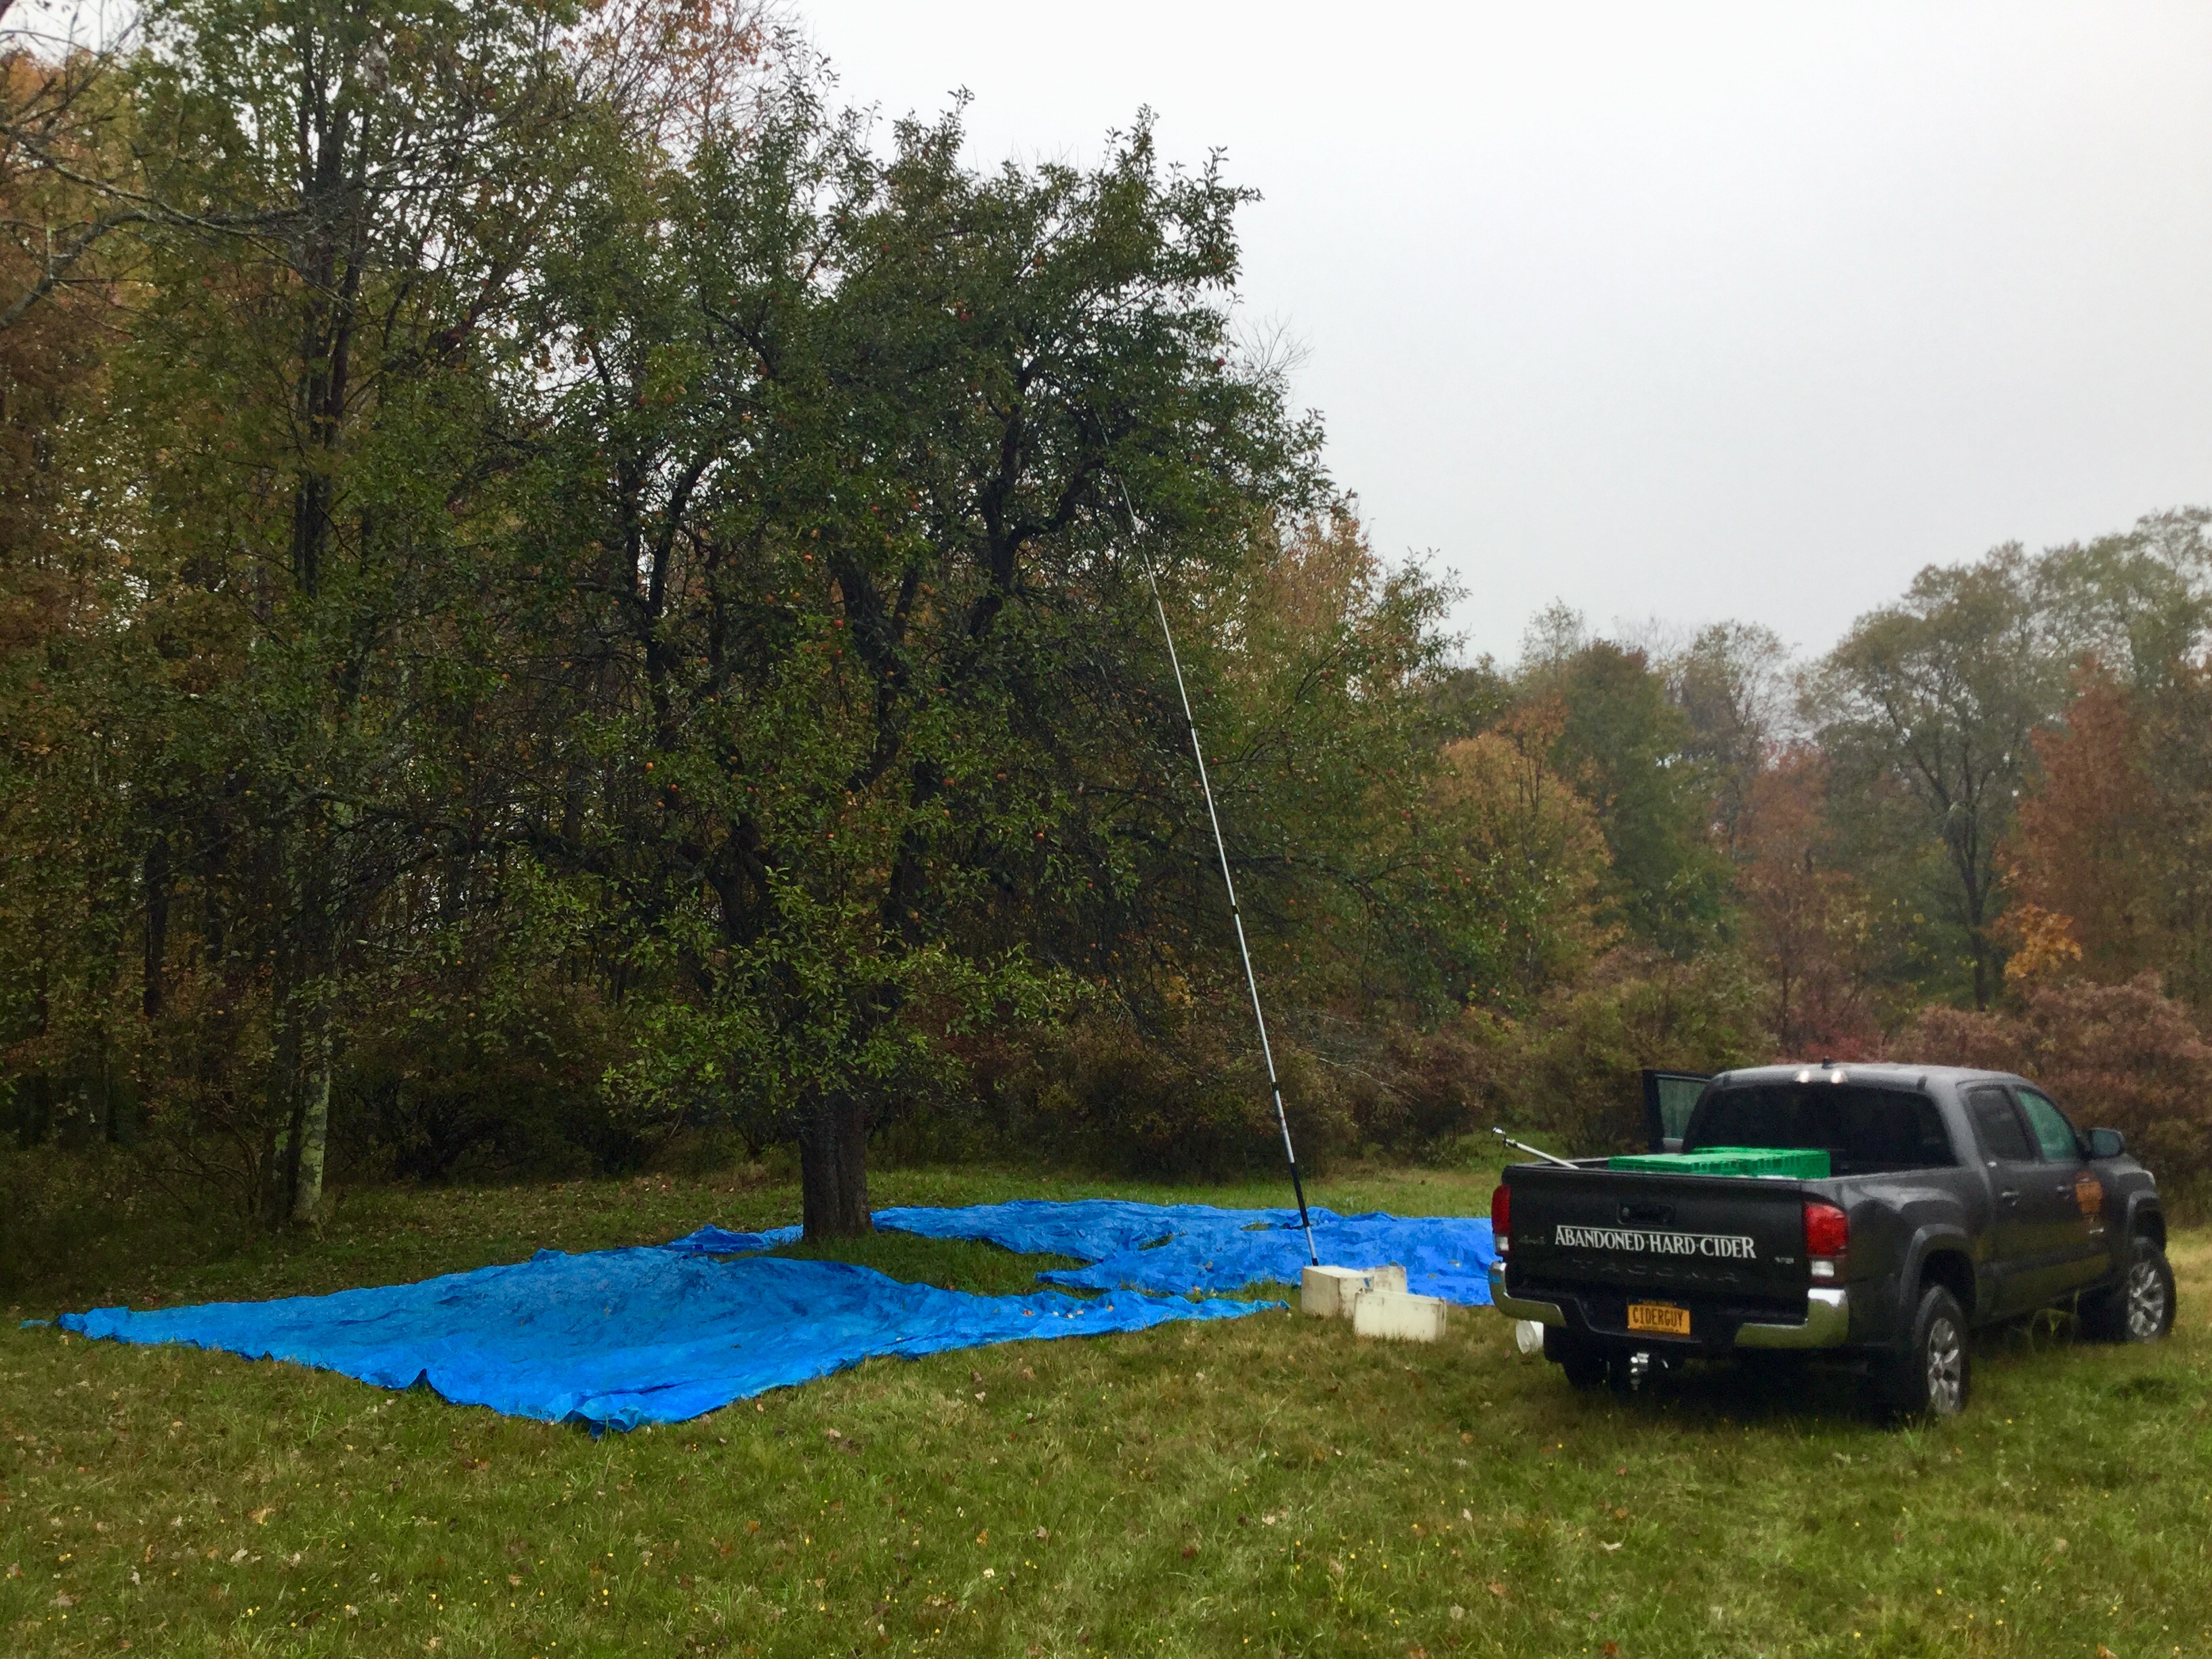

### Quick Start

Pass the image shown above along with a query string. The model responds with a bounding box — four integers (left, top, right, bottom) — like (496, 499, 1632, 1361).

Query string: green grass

(2, 1163, 2208, 1657)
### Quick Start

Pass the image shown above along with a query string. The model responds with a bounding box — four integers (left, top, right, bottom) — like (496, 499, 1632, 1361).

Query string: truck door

(1640, 1070, 1711, 1153)
(2010, 1084, 2108, 1294)
(1963, 1084, 2049, 1313)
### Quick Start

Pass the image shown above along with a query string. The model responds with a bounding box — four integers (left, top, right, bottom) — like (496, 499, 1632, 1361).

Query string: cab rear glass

(1685, 1084, 1958, 1175)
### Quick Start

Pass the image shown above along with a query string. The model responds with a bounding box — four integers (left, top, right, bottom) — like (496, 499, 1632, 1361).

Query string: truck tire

(1878, 1284, 1969, 1419)
(1542, 1328, 1610, 1391)
(2078, 1236, 2176, 1343)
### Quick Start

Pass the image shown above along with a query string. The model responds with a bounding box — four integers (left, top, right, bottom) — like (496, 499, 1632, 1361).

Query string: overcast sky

(800, 1, 2212, 663)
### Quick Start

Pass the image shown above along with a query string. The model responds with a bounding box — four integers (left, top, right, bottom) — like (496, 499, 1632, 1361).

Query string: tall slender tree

(1811, 548, 2055, 1008)
(91, 0, 699, 1221)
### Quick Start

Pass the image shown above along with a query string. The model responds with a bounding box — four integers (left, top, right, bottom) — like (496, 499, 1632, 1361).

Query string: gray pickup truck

(1488, 1063, 2173, 1416)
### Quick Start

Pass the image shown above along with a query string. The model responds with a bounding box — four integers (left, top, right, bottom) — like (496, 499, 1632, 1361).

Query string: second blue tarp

(1034, 1209, 1494, 1304)
(671, 1199, 1496, 1305)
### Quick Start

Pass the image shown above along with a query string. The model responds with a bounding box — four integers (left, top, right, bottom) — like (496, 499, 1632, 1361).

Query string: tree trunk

(268, 949, 301, 1227)
(142, 832, 169, 1019)
(273, 827, 337, 1227)
(289, 1009, 332, 1226)
(799, 1091, 873, 1240)
(1965, 878, 1993, 1010)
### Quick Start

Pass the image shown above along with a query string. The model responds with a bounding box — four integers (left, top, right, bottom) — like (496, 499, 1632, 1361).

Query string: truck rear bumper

(1488, 1262, 1566, 1326)
(1734, 1288, 1850, 1348)
(1488, 1262, 1851, 1349)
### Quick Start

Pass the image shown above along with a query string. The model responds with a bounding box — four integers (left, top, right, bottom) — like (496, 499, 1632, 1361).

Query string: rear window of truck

(1685, 1085, 1957, 1175)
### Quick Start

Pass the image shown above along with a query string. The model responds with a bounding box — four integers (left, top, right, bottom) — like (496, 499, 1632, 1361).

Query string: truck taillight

(1491, 1183, 1511, 1256)
(1804, 1200, 1848, 1281)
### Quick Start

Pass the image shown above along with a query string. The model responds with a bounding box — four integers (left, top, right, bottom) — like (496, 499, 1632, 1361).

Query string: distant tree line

(5, 0, 2210, 1279)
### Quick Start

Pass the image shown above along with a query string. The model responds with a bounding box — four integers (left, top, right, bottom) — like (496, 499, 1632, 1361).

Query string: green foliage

(0, 0, 637, 1229)
(493, 83, 1361, 1227)
(1422, 718, 1612, 1006)
(1668, 619, 1792, 853)
(343, 968, 633, 1183)
(2034, 508, 2212, 691)
(10, 7, 1478, 1228)
(7, 0, 2212, 1250)
(1510, 630, 1732, 955)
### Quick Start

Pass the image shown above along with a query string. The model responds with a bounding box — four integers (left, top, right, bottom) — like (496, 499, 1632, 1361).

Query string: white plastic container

(1299, 1263, 1408, 1318)
(1351, 1287, 1450, 1343)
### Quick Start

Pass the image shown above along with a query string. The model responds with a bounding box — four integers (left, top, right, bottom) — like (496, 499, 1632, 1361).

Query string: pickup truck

(1487, 1063, 2174, 1416)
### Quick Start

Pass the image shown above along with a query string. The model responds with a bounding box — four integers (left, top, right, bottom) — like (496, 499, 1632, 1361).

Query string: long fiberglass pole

(1119, 483, 1318, 1267)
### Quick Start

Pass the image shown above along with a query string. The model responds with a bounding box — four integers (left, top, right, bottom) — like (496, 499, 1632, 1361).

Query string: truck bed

(1504, 1161, 1825, 1343)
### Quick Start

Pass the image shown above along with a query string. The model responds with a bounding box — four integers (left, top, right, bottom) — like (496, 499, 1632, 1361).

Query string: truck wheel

(1879, 1284, 1970, 1419)
(1542, 1328, 1610, 1391)
(2079, 1237, 2176, 1343)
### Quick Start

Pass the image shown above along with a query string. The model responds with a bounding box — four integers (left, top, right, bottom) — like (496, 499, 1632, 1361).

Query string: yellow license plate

(1627, 1301, 1691, 1336)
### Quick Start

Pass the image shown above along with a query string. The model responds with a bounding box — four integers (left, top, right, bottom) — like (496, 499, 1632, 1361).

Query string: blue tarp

(662, 1223, 802, 1255)
(60, 1200, 1490, 1430)
(669, 1200, 1496, 1306)
(878, 1200, 1290, 1261)
(1035, 1209, 1495, 1305)
(59, 1248, 1273, 1432)
(663, 1201, 1270, 1264)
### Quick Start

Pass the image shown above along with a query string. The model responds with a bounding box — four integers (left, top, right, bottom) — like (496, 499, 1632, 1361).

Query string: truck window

(1965, 1085, 2034, 1162)
(2012, 1086, 2081, 1162)
(1683, 1085, 1957, 1175)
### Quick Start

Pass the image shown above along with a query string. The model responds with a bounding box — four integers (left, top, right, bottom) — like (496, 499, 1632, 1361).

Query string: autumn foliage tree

(2008, 661, 2212, 1010)
(1736, 746, 1879, 1054)
(1425, 702, 1611, 1006)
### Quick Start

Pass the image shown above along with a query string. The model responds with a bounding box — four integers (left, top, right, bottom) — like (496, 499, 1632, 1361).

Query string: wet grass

(1, 1164, 2207, 1657)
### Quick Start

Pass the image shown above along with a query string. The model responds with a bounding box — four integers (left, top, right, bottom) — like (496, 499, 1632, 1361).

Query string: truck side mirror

(2085, 1128, 2125, 1160)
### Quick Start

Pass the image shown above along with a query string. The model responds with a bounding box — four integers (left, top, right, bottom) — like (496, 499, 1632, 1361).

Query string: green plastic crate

(1605, 1146, 1831, 1179)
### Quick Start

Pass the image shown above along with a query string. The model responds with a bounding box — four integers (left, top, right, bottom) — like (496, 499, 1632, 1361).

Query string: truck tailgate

(1510, 1165, 1811, 1306)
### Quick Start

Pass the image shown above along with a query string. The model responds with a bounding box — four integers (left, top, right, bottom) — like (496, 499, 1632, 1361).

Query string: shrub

(0, 1141, 245, 1301)
(339, 977, 634, 1181)
(1904, 975, 2212, 1187)
(1467, 946, 1774, 1153)
(1338, 1023, 1490, 1154)
(1898, 1004, 2029, 1076)
(988, 1008, 1357, 1181)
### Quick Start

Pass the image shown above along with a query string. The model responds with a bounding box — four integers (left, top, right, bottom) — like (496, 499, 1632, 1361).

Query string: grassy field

(2, 1163, 2207, 1658)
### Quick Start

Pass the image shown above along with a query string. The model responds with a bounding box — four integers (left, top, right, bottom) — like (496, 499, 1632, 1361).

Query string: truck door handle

(1999, 1189, 2020, 1206)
